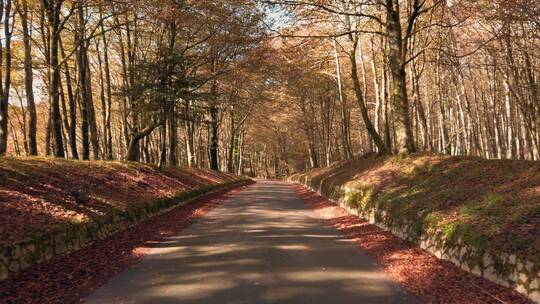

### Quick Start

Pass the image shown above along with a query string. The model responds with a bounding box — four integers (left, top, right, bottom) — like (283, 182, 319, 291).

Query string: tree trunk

(349, 37, 388, 154)
(227, 106, 236, 173)
(19, 0, 37, 155)
(126, 123, 160, 162)
(185, 100, 196, 167)
(96, 39, 108, 160)
(59, 37, 78, 159)
(209, 78, 219, 171)
(45, 0, 65, 158)
(77, 2, 90, 160)
(0, 0, 13, 155)
(237, 130, 244, 175)
(168, 103, 177, 166)
(385, 0, 416, 154)
(333, 39, 352, 158)
(209, 102, 219, 171)
(99, 3, 113, 160)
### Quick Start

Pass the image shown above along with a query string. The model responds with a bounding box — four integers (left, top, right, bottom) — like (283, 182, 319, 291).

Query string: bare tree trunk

(99, 3, 113, 160)
(209, 76, 219, 171)
(185, 100, 196, 167)
(0, 0, 13, 155)
(13, 90, 28, 154)
(127, 122, 160, 161)
(385, 0, 416, 154)
(59, 37, 78, 159)
(227, 106, 235, 173)
(409, 54, 431, 151)
(237, 130, 244, 175)
(333, 39, 353, 158)
(349, 37, 388, 154)
(76, 1, 90, 160)
(168, 103, 177, 166)
(96, 39, 108, 160)
(44, 0, 65, 158)
(158, 108, 167, 168)
(19, 0, 37, 155)
(86, 59, 99, 159)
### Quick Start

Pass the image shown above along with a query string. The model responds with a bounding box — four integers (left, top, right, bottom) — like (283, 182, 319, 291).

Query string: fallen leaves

(0, 184, 249, 304)
(0, 158, 238, 247)
(293, 184, 533, 304)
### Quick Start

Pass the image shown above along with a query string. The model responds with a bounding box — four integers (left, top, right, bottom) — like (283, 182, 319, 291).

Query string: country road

(86, 180, 417, 303)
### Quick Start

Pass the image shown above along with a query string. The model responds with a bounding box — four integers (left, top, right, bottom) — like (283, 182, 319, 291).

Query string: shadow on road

(86, 181, 417, 304)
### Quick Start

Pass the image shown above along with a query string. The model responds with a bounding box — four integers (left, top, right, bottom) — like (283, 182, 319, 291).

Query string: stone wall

(290, 175, 540, 303)
(0, 179, 251, 282)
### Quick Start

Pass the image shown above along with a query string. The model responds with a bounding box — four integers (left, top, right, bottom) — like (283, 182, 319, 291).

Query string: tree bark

(349, 37, 388, 154)
(385, 0, 416, 154)
(59, 37, 78, 159)
(209, 77, 219, 171)
(0, 0, 13, 155)
(44, 0, 65, 158)
(19, 0, 37, 155)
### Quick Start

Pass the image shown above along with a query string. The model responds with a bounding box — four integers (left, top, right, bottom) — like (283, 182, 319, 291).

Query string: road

(86, 180, 417, 304)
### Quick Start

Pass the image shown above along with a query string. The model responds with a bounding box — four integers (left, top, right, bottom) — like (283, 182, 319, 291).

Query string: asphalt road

(86, 180, 418, 304)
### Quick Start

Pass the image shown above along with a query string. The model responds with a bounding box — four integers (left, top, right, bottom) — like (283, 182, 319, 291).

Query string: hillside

(291, 154, 540, 260)
(0, 158, 240, 247)
(290, 154, 540, 301)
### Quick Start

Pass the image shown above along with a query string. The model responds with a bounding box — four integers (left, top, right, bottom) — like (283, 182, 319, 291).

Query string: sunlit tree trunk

(349, 36, 388, 154)
(0, 0, 13, 156)
(59, 37, 78, 159)
(19, 0, 37, 156)
(385, 0, 416, 154)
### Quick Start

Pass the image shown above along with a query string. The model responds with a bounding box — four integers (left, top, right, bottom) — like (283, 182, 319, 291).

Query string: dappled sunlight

(0, 157, 239, 246)
(275, 244, 310, 250)
(293, 183, 532, 304)
(283, 269, 389, 282)
(260, 286, 325, 301)
(87, 181, 416, 304)
(0, 183, 247, 303)
(297, 155, 540, 263)
(149, 277, 239, 300)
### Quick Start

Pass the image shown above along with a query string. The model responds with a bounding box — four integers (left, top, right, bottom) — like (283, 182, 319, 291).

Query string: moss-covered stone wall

(290, 174, 539, 303)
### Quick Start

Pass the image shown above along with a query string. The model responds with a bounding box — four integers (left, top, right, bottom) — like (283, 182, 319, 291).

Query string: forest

(0, 0, 539, 176)
(1, 1, 540, 303)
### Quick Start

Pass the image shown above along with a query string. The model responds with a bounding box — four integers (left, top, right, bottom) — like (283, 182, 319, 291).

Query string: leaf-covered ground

(0, 184, 250, 304)
(293, 184, 533, 304)
(291, 154, 540, 262)
(0, 157, 238, 247)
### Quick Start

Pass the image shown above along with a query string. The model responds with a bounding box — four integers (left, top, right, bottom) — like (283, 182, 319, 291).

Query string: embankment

(289, 154, 539, 302)
(0, 157, 250, 281)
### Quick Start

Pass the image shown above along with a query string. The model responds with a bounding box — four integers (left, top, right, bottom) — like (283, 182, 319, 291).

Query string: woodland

(0, 0, 539, 176)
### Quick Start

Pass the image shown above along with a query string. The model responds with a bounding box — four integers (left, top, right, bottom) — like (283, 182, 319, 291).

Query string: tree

(0, 0, 14, 156)
(18, 0, 37, 156)
(42, 0, 73, 158)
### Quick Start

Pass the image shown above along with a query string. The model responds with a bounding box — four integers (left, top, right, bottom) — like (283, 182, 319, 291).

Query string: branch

(271, 29, 385, 39)
(261, 0, 383, 25)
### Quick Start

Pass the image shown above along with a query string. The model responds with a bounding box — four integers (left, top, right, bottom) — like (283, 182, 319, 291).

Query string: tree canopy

(0, 0, 538, 175)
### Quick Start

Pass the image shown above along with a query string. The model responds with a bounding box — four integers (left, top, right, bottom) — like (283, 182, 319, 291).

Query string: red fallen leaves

(0, 158, 238, 247)
(292, 184, 533, 304)
(0, 184, 250, 304)
(290, 155, 540, 259)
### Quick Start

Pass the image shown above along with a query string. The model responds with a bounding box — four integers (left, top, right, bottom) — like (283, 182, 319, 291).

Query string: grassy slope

(292, 154, 540, 262)
(0, 157, 239, 246)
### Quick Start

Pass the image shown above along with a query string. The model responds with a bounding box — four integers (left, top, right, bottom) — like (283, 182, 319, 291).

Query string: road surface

(86, 180, 417, 304)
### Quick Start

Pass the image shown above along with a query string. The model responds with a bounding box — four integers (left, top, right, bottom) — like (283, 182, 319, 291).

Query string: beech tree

(0, 0, 538, 175)
(0, 0, 13, 155)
